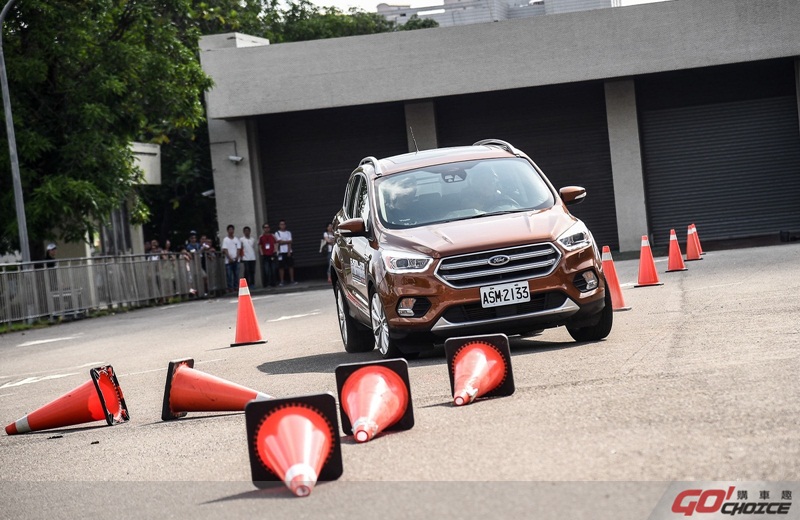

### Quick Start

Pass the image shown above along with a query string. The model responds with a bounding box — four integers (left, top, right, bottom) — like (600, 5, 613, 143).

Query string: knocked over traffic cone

(231, 279, 266, 347)
(335, 359, 414, 443)
(5, 365, 128, 435)
(161, 358, 273, 421)
(245, 393, 343, 497)
(601, 246, 631, 311)
(686, 225, 703, 262)
(445, 334, 514, 406)
(666, 229, 688, 272)
(635, 235, 664, 287)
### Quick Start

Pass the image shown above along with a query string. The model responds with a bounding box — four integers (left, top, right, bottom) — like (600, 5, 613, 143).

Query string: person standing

(323, 223, 335, 283)
(259, 223, 277, 288)
(240, 226, 257, 288)
(221, 224, 242, 292)
(274, 219, 296, 286)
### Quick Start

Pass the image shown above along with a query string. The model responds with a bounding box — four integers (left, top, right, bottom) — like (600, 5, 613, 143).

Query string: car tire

(566, 282, 613, 342)
(370, 291, 403, 359)
(335, 283, 373, 353)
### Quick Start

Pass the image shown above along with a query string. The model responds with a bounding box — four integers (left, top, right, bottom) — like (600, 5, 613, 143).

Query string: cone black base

(444, 333, 515, 400)
(334, 359, 414, 436)
(230, 339, 267, 347)
(245, 393, 343, 489)
(161, 358, 194, 421)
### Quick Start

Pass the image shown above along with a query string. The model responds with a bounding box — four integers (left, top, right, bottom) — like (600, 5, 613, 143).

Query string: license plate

(480, 281, 530, 308)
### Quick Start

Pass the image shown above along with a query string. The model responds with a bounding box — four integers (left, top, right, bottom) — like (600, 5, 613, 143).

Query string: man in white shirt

(221, 224, 242, 292)
(274, 219, 297, 286)
(240, 226, 257, 288)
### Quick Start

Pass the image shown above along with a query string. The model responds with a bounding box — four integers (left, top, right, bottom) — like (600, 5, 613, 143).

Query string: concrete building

(378, 0, 621, 28)
(199, 0, 800, 278)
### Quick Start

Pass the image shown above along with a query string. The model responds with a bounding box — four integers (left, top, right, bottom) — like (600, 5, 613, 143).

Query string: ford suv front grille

(435, 243, 562, 288)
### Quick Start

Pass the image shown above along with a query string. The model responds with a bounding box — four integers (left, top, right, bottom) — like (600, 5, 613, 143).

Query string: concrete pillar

(404, 100, 438, 152)
(207, 118, 261, 246)
(604, 79, 648, 252)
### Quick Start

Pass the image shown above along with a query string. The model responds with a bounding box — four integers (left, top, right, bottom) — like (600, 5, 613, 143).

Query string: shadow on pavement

(202, 481, 336, 503)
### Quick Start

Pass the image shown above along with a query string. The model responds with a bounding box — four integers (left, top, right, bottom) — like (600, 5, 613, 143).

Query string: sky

(311, 0, 670, 14)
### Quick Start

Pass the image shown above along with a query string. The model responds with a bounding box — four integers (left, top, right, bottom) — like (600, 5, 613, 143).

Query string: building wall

(200, 0, 800, 119)
(199, 0, 800, 256)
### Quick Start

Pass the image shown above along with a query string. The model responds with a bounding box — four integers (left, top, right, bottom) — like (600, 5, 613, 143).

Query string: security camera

(201, 189, 215, 197)
(228, 155, 244, 164)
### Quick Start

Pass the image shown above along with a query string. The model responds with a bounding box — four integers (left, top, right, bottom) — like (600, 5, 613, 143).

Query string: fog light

(397, 298, 417, 317)
(581, 271, 598, 291)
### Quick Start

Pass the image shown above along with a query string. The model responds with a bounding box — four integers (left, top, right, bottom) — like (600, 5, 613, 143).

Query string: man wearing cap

(45, 243, 57, 269)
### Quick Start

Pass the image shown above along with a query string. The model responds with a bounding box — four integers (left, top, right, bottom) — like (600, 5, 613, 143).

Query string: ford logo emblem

(488, 255, 510, 266)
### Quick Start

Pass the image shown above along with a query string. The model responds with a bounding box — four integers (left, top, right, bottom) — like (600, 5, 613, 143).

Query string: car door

(337, 174, 370, 320)
(348, 174, 373, 320)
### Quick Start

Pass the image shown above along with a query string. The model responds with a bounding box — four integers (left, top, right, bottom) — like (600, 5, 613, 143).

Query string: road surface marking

(0, 361, 105, 380)
(17, 335, 83, 347)
(267, 311, 320, 322)
(0, 372, 79, 389)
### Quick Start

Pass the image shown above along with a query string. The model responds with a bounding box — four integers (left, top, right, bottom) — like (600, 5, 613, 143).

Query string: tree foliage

(0, 0, 212, 256)
(0, 0, 437, 257)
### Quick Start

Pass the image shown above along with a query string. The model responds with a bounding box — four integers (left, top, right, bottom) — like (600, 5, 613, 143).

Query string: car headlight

(557, 221, 593, 252)
(381, 249, 433, 273)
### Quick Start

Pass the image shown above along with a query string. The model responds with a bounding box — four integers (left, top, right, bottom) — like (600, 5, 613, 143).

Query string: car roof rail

(473, 139, 519, 155)
(359, 156, 383, 177)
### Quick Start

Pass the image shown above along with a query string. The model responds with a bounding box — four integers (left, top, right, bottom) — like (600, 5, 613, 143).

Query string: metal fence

(0, 251, 227, 326)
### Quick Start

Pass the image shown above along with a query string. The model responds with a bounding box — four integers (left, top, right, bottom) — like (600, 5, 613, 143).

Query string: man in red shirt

(259, 223, 278, 287)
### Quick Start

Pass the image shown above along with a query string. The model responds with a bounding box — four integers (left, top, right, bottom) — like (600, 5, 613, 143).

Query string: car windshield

(376, 158, 555, 229)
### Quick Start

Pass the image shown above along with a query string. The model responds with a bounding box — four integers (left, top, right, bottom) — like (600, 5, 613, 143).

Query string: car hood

(378, 206, 578, 258)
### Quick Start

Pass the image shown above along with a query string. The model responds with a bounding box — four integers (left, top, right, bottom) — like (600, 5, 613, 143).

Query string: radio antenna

(409, 126, 419, 153)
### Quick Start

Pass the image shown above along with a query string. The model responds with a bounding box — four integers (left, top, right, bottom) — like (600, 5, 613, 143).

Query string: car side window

(344, 176, 362, 218)
(355, 175, 370, 224)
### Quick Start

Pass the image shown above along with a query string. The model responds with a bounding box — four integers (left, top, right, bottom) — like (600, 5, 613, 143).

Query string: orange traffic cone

(335, 359, 414, 443)
(5, 365, 128, 435)
(691, 223, 706, 256)
(231, 279, 266, 347)
(245, 393, 343, 497)
(666, 229, 688, 272)
(686, 225, 702, 261)
(444, 334, 514, 406)
(601, 246, 631, 311)
(161, 358, 273, 421)
(635, 235, 664, 287)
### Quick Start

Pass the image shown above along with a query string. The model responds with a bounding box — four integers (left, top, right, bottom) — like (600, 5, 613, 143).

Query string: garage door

(638, 59, 800, 246)
(256, 103, 408, 271)
(436, 82, 619, 250)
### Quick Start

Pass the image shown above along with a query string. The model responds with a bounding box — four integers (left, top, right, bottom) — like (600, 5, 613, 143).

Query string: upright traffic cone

(5, 365, 128, 435)
(445, 334, 514, 406)
(231, 279, 266, 347)
(601, 246, 631, 311)
(635, 235, 664, 287)
(161, 358, 273, 420)
(245, 393, 343, 497)
(691, 223, 705, 255)
(686, 225, 702, 261)
(335, 359, 414, 443)
(666, 229, 688, 272)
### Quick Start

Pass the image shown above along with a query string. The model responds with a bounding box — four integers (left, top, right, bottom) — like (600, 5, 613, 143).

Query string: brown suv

(331, 139, 612, 358)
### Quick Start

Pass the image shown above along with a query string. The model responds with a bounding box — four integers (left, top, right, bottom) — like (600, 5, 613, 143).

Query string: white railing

(0, 251, 227, 326)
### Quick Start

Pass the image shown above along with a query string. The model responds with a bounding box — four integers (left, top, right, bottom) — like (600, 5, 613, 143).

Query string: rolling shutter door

(436, 83, 618, 250)
(257, 103, 408, 270)
(638, 60, 800, 247)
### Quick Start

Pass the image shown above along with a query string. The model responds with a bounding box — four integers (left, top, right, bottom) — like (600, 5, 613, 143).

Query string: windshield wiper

(439, 209, 529, 223)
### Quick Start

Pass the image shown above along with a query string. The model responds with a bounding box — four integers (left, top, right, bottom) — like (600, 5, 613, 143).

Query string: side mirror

(559, 186, 586, 206)
(337, 218, 367, 237)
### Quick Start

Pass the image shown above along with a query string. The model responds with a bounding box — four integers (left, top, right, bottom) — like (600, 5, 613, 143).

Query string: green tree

(398, 14, 439, 31)
(0, 0, 212, 257)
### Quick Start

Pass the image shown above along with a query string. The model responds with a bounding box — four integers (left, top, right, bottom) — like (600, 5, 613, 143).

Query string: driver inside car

(384, 176, 418, 226)
(463, 168, 516, 213)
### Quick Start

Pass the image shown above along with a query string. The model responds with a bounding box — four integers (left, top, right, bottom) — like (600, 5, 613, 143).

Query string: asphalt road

(1, 243, 798, 519)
